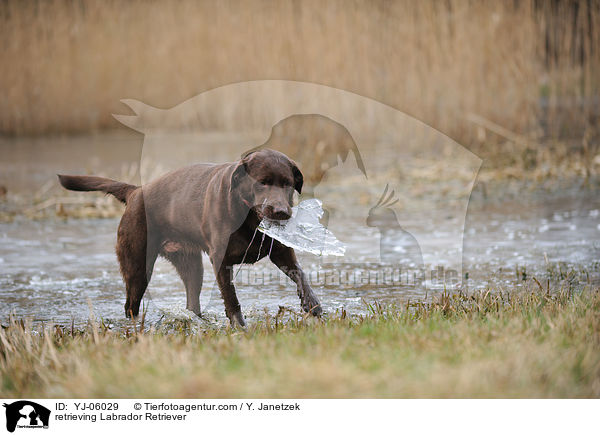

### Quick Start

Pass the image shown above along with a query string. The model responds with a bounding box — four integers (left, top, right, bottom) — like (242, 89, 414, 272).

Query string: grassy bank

(1, 287, 599, 398)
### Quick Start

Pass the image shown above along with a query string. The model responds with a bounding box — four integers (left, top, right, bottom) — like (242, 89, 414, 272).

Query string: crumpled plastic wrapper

(258, 198, 346, 256)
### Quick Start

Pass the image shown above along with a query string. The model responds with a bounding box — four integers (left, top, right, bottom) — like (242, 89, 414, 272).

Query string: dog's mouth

(243, 200, 265, 220)
(266, 215, 290, 222)
(265, 206, 293, 221)
(246, 199, 292, 221)
(258, 208, 292, 222)
(254, 207, 270, 222)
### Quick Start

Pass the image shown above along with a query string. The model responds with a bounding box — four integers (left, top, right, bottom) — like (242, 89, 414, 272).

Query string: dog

(58, 149, 322, 327)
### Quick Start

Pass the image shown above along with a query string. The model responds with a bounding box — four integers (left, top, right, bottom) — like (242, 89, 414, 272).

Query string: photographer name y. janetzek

(257, 403, 300, 411)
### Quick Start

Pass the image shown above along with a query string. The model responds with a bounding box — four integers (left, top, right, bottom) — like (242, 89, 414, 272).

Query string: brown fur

(58, 149, 321, 327)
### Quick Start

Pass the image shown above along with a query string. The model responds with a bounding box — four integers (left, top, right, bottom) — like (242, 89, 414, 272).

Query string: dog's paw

(303, 300, 323, 317)
(230, 311, 247, 329)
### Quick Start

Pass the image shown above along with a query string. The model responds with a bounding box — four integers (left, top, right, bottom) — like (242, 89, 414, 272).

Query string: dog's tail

(57, 174, 138, 204)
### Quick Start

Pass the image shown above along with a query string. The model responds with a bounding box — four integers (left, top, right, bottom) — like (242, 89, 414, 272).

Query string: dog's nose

(274, 207, 292, 220)
(265, 205, 292, 220)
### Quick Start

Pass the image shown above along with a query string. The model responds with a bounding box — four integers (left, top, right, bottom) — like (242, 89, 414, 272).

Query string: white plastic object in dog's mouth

(258, 198, 346, 256)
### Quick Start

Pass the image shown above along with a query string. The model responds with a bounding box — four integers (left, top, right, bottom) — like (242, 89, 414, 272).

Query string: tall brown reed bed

(1, 0, 598, 152)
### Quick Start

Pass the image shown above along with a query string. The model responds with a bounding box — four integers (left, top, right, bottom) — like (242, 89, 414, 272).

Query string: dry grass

(1, 286, 599, 398)
(1, 0, 599, 153)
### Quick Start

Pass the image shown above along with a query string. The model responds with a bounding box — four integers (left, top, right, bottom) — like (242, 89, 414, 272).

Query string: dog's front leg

(269, 242, 322, 316)
(214, 263, 246, 328)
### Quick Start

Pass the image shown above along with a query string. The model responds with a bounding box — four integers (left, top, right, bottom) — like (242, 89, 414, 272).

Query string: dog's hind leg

(118, 235, 158, 319)
(164, 251, 204, 316)
(116, 197, 158, 318)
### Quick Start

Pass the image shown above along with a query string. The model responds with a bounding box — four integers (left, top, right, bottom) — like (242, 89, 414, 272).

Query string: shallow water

(1, 190, 598, 328)
(1, 129, 599, 327)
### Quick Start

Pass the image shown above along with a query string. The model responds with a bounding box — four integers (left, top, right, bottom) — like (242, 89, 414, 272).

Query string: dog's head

(230, 149, 303, 221)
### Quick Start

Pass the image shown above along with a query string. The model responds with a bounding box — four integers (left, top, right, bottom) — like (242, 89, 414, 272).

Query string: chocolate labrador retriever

(58, 149, 322, 327)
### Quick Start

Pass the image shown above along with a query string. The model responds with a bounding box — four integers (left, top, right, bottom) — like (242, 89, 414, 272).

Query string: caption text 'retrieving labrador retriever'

(58, 149, 322, 327)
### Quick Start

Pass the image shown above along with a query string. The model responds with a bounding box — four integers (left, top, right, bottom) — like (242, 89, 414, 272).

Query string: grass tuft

(1, 287, 599, 398)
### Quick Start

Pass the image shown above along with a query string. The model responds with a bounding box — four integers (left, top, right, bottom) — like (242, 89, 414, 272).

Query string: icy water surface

(1, 192, 599, 328)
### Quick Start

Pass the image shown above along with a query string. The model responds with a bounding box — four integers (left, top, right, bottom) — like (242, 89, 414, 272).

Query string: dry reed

(1, 286, 598, 397)
(1, 0, 598, 152)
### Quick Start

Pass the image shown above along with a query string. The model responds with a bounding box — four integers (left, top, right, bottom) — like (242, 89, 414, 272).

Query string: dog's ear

(291, 161, 303, 194)
(230, 160, 248, 193)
